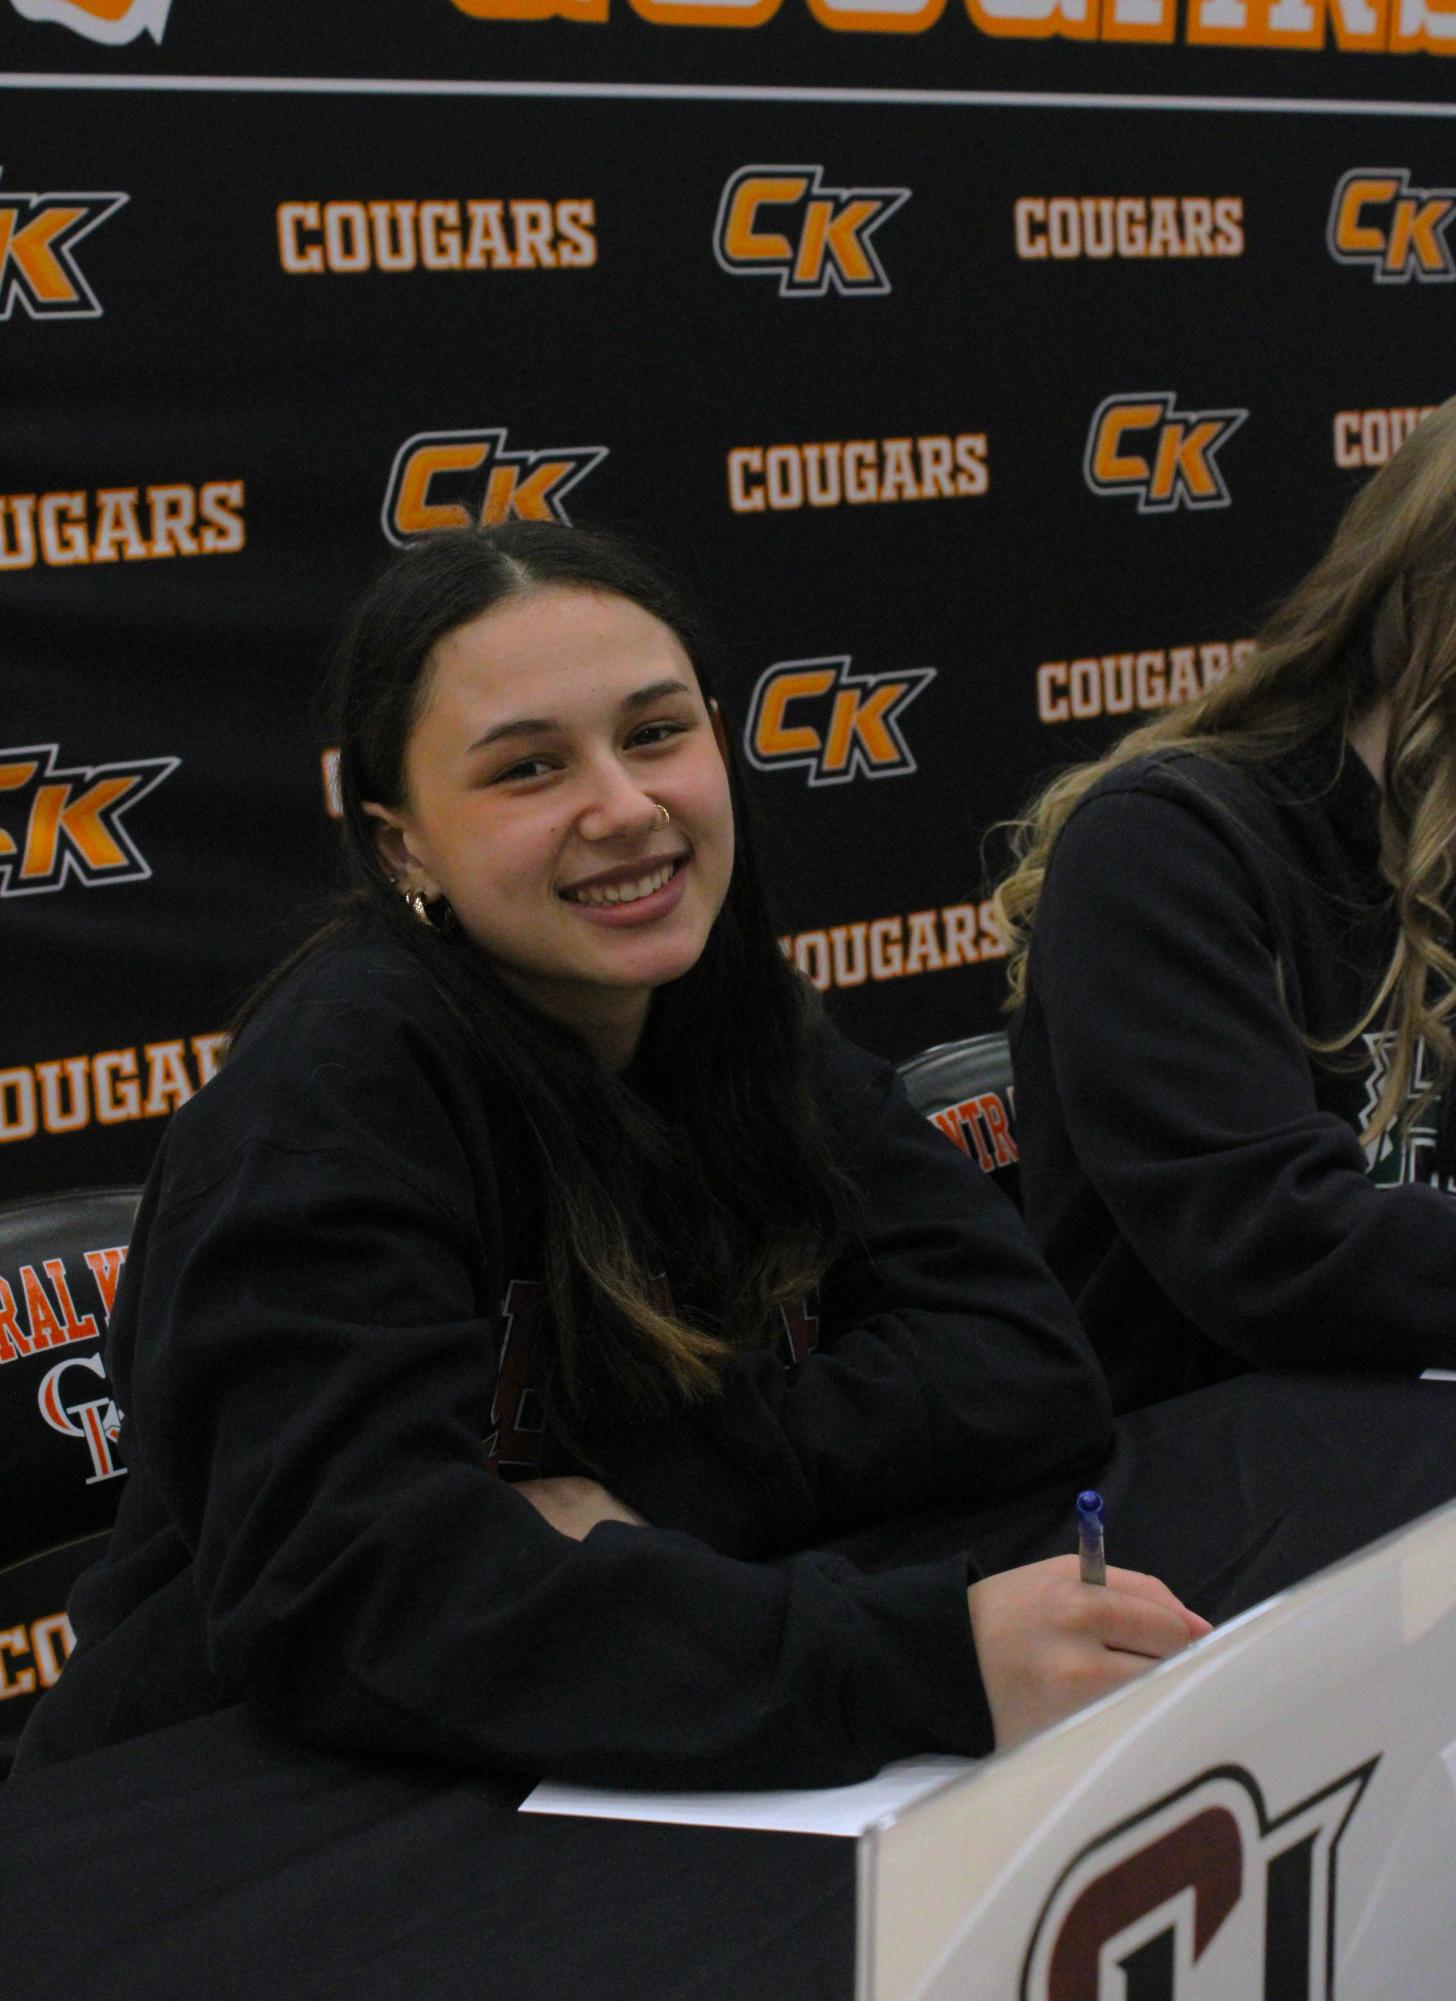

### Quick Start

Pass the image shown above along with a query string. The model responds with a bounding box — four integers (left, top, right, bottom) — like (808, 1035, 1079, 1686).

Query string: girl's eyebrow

(469, 679, 694, 752)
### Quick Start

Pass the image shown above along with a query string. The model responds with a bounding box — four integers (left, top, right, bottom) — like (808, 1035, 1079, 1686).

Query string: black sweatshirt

(1011, 734, 1456, 1412)
(18, 921, 1110, 1787)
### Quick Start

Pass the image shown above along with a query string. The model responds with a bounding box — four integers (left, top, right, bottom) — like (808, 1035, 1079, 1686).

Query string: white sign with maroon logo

(857, 1498, 1456, 2000)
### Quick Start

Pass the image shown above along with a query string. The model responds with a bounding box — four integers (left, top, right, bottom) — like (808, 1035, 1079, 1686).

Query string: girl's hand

(514, 1475, 648, 1541)
(967, 1555, 1212, 1750)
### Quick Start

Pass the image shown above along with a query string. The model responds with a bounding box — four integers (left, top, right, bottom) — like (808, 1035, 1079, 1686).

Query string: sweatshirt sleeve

(1024, 783, 1456, 1371)
(119, 1037, 990, 1790)
(600, 1024, 1113, 1558)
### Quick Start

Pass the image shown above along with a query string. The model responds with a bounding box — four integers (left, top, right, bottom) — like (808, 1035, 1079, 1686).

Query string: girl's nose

(577, 759, 662, 842)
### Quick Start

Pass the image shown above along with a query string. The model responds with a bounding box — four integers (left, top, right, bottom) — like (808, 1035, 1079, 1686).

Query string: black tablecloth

(0, 1703, 855, 2001)
(8, 1369, 1456, 2000)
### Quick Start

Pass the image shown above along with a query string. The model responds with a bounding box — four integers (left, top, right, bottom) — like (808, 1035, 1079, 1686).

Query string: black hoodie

(1011, 734, 1456, 1411)
(18, 918, 1110, 1786)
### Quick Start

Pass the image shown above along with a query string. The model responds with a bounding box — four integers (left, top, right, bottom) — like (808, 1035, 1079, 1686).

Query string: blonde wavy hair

(996, 392, 1456, 1148)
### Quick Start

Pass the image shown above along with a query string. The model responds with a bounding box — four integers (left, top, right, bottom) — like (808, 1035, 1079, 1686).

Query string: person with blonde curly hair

(997, 394, 1456, 1412)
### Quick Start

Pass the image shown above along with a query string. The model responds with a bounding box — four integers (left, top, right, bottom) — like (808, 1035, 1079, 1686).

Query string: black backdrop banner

(1, 2, 1452, 1196)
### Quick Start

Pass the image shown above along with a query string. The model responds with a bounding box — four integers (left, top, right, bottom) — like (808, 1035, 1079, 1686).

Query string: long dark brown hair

(235, 522, 850, 1432)
(997, 394, 1456, 1145)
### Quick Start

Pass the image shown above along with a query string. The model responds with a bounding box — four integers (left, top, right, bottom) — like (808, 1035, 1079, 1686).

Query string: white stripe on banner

(0, 72, 1453, 115)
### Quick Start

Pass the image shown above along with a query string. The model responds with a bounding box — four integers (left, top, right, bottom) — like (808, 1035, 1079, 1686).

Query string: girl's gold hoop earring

(403, 885, 458, 935)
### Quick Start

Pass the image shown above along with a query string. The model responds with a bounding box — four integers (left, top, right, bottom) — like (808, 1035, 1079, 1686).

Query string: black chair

(0, 1187, 141, 1773)
(897, 1032, 1021, 1209)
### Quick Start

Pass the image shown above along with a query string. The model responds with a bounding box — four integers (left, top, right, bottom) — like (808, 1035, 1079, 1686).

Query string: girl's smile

(559, 853, 690, 920)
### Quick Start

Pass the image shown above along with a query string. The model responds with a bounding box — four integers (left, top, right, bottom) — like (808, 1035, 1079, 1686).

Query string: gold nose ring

(654, 802, 671, 826)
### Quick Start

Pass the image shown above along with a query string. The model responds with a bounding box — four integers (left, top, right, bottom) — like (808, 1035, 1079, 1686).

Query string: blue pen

(1076, 1490, 1107, 1586)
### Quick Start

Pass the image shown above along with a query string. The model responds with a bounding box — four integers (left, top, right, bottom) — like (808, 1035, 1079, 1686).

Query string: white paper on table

(518, 1753, 977, 1836)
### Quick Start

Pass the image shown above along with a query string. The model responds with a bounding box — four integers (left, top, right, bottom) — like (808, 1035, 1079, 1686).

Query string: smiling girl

(29, 522, 1456, 1795)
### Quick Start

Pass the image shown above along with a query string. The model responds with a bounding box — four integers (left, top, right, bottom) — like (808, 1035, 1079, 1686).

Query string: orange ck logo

(1327, 168, 1456, 284)
(744, 657, 935, 786)
(713, 166, 910, 298)
(0, 169, 127, 321)
(10, 0, 172, 42)
(1084, 393, 1247, 514)
(0, 743, 178, 896)
(382, 428, 609, 546)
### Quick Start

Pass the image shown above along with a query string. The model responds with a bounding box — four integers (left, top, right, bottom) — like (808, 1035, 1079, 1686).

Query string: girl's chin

(457, 898, 718, 1001)
(590, 944, 709, 990)
(499, 940, 712, 1006)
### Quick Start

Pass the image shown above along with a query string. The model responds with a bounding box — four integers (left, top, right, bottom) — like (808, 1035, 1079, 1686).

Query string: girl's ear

(709, 700, 730, 769)
(362, 802, 433, 894)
